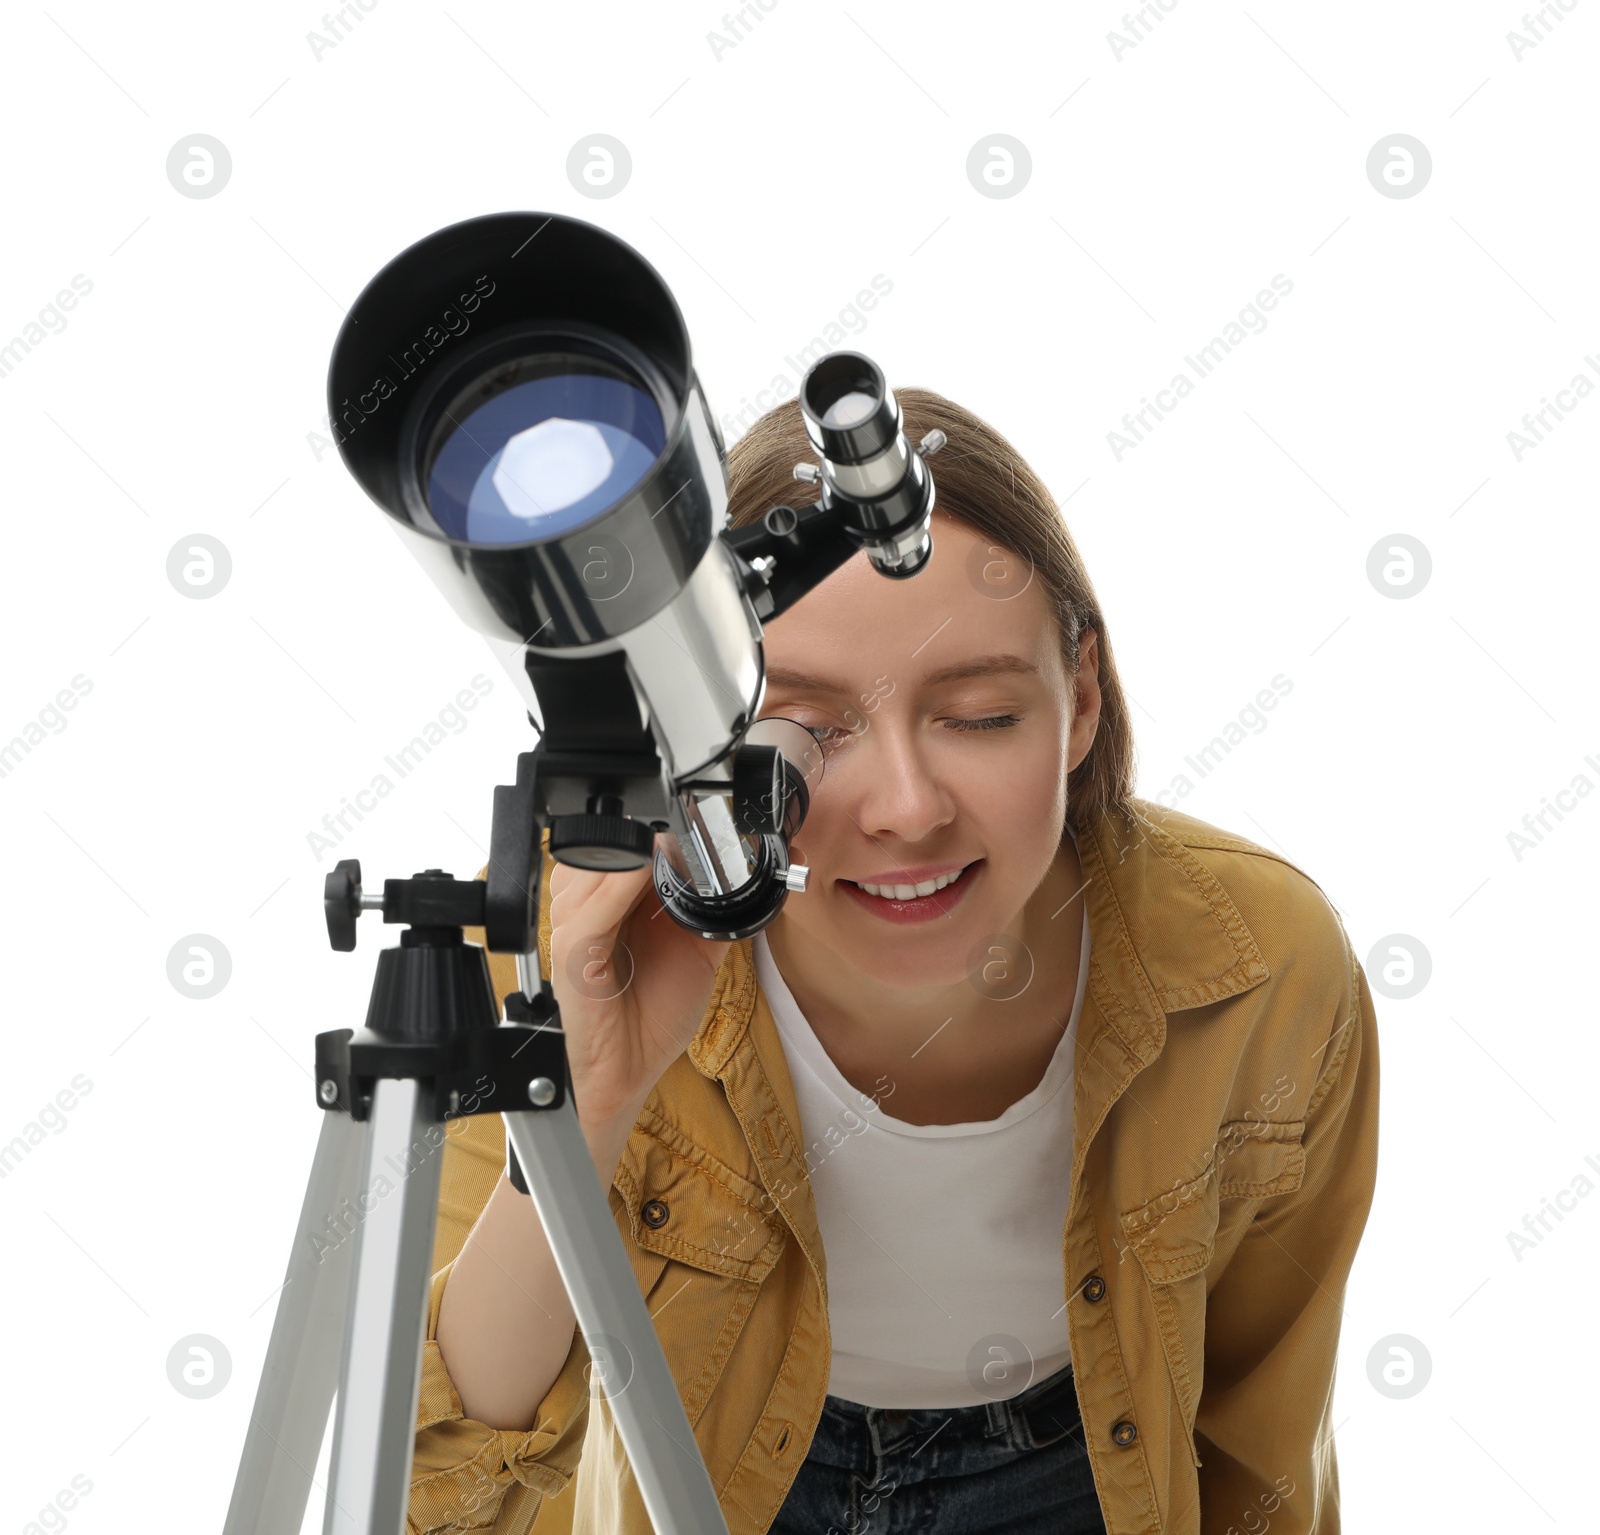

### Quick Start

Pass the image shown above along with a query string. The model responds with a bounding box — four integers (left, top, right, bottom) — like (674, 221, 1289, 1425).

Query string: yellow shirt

(408, 797, 1380, 1535)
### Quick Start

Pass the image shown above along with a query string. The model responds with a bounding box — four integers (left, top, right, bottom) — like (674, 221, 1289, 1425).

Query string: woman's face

(755, 510, 1101, 991)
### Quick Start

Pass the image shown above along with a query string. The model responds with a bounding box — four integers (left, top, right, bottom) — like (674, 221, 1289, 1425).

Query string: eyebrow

(762, 654, 1041, 697)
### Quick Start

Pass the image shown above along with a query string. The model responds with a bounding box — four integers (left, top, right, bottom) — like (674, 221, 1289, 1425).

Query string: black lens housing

(799, 351, 898, 465)
(325, 212, 730, 650)
(401, 321, 675, 542)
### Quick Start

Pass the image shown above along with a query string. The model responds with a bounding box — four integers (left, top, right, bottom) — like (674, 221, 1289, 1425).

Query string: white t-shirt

(752, 896, 1091, 1409)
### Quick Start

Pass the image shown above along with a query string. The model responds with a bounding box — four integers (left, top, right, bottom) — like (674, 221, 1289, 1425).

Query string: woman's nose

(837, 725, 958, 844)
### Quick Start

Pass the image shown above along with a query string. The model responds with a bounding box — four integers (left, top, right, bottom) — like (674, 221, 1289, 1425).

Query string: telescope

(224, 210, 945, 1535)
(328, 209, 945, 937)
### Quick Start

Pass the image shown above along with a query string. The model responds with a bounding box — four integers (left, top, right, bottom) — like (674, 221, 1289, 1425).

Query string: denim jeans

(768, 1360, 1107, 1535)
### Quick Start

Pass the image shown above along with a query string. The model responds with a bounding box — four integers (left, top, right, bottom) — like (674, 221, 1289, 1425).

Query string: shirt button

(1112, 1420, 1138, 1447)
(641, 1198, 670, 1229)
(1082, 1274, 1107, 1302)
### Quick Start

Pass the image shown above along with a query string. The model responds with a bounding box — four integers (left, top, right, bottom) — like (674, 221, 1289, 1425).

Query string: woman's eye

(946, 714, 1022, 732)
(802, 713, 1022, 747)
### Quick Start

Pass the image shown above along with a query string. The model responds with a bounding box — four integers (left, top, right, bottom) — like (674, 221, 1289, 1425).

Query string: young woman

(411, 390, 1380, 1535)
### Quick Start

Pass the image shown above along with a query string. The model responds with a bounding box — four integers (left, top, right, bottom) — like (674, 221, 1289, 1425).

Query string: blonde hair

(725, 387, 1138, 831)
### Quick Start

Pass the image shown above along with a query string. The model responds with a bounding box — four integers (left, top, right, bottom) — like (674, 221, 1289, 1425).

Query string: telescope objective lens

(425, 360, 666, 545)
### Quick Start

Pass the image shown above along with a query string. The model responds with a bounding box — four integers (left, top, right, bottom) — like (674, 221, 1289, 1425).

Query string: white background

(1, 1, 1594, 1530)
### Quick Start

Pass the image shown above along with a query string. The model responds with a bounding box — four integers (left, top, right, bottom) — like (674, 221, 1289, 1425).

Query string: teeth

(853, 866, 966, 900)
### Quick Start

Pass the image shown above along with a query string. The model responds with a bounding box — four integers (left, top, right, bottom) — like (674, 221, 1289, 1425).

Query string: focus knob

(548, 813, 655, 871)
(731, 744, 785, 835)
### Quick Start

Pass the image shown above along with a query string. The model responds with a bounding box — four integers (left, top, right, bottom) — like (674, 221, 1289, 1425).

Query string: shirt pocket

(1118, 1119, 1307, 1466)
(614, 1124, 788, 1424)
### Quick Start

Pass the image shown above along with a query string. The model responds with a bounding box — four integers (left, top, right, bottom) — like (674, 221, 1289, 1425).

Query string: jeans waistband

(810, 1359, 1080, 1469)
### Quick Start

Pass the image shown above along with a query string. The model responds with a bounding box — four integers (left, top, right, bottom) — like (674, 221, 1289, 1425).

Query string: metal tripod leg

(505, 1099, 730, 1535)
(223, 1107, 366, 1534)
(323, 1074, 446, 1535)
(227, 990, 729, 1533)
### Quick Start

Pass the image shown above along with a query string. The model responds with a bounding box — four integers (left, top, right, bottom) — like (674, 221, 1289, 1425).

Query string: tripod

(223, 742, 731, 1535)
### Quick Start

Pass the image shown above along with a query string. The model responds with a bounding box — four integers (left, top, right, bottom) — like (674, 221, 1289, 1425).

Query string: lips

(837, 858, 984, 924)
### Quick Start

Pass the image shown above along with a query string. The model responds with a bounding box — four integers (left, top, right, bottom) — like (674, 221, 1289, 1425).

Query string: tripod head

(316, 856, 568, 1127)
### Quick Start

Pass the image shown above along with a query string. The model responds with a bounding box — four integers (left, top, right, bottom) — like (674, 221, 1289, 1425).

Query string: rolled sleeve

(406, 840, 585, 1534)
(1194, 931, 1381, 1533)
(409, 1263, 592, 1534)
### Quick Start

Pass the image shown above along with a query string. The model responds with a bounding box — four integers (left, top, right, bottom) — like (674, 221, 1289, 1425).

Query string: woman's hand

(546, 840, 733, 1130)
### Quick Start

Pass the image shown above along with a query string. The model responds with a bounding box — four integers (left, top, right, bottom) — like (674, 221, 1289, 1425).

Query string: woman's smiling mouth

(838, 859, 983, 922)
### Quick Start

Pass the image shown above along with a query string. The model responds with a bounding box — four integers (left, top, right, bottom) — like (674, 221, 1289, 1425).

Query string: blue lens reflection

(427, 372, 665, 545)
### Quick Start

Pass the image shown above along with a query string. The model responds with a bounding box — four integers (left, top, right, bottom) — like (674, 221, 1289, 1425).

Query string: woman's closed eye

(946, 713, 1022, 733)
(805, 713, 1022, 747)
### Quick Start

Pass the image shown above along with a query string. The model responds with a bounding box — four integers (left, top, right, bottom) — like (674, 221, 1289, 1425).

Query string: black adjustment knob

(548, 813, 655, 871)
(324, 859, 362, 952)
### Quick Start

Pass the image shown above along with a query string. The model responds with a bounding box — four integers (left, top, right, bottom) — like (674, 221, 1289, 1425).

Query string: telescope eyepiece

(800, 351, 897, 466)
(796, 350, 933, 579)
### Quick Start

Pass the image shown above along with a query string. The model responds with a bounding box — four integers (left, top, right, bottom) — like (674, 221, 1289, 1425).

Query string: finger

(551, 865, 655, 938)
(549, 858, 651, 906)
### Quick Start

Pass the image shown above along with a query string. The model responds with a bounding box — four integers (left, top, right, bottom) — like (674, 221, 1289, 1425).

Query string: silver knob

(792, 462, 821, 484)
(784, 863, 810, 893)
(919, 429, 947, 456)
(528, 1077, 557, 1106)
